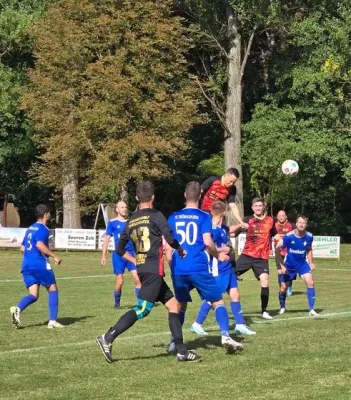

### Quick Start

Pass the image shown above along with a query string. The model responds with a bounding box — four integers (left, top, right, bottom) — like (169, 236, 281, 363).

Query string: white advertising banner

(55, 229, 96, 250)
(0, 227, 27, 248)
(237, 233, 247, 255)
(98, 230, 115, 251)
(312, 236, 340, 259)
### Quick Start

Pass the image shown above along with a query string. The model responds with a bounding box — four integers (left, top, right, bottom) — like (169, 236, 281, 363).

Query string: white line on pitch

(1, 310, 350, 355)
(0, 275, 114, 283)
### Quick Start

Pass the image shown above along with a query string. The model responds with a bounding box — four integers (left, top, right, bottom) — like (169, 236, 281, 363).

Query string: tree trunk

(120, 184, 129, 203)
(62, 162, 81, 228)
(225, 6, 244, 220)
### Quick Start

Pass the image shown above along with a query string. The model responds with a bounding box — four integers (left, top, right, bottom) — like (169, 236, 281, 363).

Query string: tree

(22, 0, 201, 227)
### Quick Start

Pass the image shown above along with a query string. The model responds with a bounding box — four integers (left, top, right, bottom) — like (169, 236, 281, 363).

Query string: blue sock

(179, 309, 185, 326)
(230, 301, 245, 324)
(307, 287, 315, 311)
(114, 291, 121, 305)
(17, 294, 37, 311)
(48, 290, 59, 321)
(135, 288, 140, 298)
(195, 301, 212, 325)
(279, 292, 287, 308)
(214, 304, 230, 337)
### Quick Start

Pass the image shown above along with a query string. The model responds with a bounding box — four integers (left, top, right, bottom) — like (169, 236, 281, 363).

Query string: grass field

(1, 246, 351, 400)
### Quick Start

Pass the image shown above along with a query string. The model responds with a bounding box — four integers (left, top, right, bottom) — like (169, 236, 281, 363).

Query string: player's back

(283, 231, 313, 268)
(124, 208, 167, 275)
(168, 207, 211, 275)
(22, 222, 49, 270)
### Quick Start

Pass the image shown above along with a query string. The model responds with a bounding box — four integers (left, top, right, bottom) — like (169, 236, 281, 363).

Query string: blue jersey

(168, 208, 212, 275)
(282, 230, 313, 269)
(106, 218, 134, 253)
(212, 224, 232, 274)
(21, 222, 50, 271)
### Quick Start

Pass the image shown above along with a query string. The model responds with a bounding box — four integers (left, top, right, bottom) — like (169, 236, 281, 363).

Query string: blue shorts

(171, 273, 223, 303)
(112, 252, 136, 275)
(215, 269, 238, 293)
(22, 269, 56, 288)
(280, 261, 311, 283)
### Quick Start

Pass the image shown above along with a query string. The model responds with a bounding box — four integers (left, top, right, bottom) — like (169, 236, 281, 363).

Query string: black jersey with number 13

(116, 208, 180, 276)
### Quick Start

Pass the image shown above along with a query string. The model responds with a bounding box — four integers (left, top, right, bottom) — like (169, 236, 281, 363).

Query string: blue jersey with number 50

(21, 222, 50, 271)
(168, 208, 212, 275)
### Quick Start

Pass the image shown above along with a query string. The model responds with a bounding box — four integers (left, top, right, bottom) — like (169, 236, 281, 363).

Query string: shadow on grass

(25, 315, 95, 328)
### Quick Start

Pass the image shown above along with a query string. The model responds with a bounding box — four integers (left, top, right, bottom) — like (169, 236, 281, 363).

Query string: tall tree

(23, 0, 201, 226)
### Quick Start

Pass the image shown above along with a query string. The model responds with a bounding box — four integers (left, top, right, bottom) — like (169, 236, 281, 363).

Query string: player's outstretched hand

(280, 264, 287, 274)
(101, 256, 107, 267)
(54, 256, 62, 265)
(177, 247, 187, 258)
(241, 222, 249, 230)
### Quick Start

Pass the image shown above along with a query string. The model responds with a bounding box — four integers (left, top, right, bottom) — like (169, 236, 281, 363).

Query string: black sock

(169, 312, 187, 355)
(105, 310, 138, 343)
(261, 287, 269, 313)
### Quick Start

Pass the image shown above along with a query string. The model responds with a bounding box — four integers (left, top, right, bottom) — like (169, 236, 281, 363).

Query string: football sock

(105, 309, 138, 343)
(48, 290, 59, 321)
(307, 287, 316, 311)
(261, 287, 269, 313)
(195, 301, 212, 325)
(279, 292, 287, 308)
(17, 294, 37, 311)
(114, 291, 121, 305)
(179, 308, 186, 326)
(230, 301, 245, 324)
(214, 304, 230, 337)
(169, 312, 187, 355)
(134, 288, 140, 298)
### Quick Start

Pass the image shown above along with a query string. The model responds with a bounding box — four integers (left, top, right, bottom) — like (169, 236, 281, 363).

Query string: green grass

(1, 246, 351, 400)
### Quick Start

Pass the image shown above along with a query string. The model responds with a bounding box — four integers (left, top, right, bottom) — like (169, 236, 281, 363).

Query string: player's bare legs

(130, 270, 141, 290)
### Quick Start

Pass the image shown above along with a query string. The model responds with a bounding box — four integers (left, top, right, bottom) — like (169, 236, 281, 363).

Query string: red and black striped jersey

(242, 215, 277, 260)
(274, 220, 295, 256)
(200, 176, 236, 212)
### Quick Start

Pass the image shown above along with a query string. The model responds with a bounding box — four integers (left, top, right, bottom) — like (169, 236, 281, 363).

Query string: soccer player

(167, 182, 243, 351)
(200, 168, 247, 227)
(274, 210, 295, 298)
(234, 198, 280, 320)
(277, 215, 319, 316)
(10, 204, 64, 329)
(101, 201, 141, 308)
(191, 200, 256, 336)
(96, 182, 202, 363)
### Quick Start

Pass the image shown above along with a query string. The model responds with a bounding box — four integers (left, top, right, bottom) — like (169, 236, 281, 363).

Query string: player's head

(184, 181, 201, 203)
(296, 215, 308, 231)
(136, 181, 155, 204)
(35, 204, 50, 222)
(251, 197, 266, 216)
(115, 201, 128, 218)
(277, 210, 287, 224)
(211, 200, 226, 219)
(222, 168, 240, 187)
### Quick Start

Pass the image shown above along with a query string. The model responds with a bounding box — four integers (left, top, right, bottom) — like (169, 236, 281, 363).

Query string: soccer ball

(281, 160, 299, 176)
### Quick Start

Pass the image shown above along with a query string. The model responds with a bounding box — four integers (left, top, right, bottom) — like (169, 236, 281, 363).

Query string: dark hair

(185, 181, 201, 202)
(226, 168, 240, 178)
(211, 200, 226, 214)
(136, 181, 154, 203)
(296, 214, 308, 223)
(35, 204, 50, 219)
(252, 197, 265, 205)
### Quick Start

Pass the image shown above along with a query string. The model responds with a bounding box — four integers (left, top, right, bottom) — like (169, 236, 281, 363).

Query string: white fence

(0, 227, 341, 259)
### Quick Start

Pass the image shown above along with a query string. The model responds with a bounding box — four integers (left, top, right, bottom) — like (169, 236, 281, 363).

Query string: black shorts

(137, 272, 174, 304)
(235, 254, 269, 280)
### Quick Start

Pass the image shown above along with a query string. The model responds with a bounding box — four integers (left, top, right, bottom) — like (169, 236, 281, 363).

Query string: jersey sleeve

(270, 222, 278, 237)
(116, 224, 130, 256)
(105, 221, 113, 236)
(201, 176, 218, 193)
(201, 213, 212, 234)
(227, 185, 237, 203)
(154, 211, 180, 250)
(36, 227, 49, 243)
